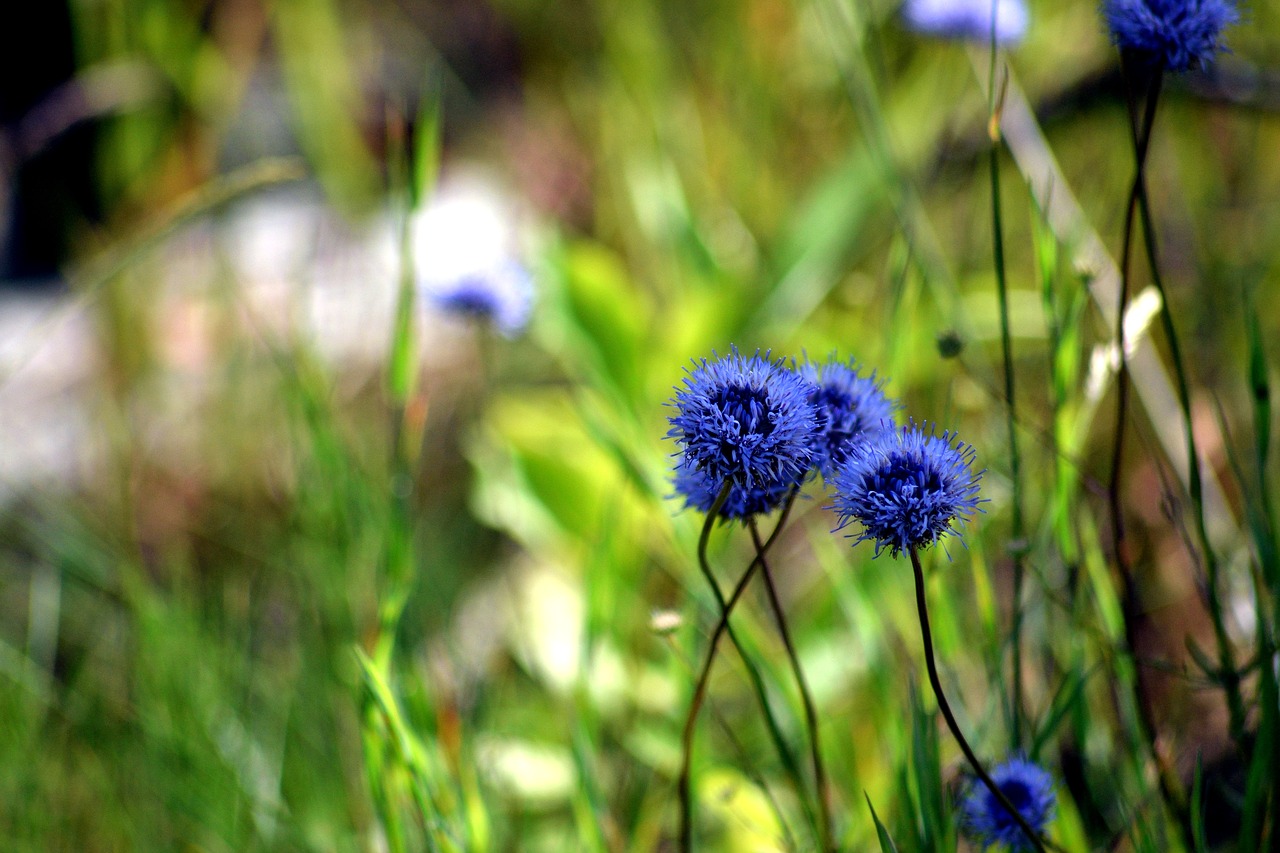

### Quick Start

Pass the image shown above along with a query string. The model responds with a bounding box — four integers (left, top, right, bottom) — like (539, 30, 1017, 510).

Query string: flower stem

(698, 490, 811, 821)
(908, 545, 1048, 853)
(987, 57, 1027, 747)
(748, 517, 835, 852)
(1111, 56, 1197, 850)
(1129, 111, 1247, 753)
(679, 486, 806, 850)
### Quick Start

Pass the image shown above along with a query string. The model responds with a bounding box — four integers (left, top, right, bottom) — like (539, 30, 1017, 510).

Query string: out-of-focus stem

(748, 518, 835, 852)
(986, 57, 1027, 746)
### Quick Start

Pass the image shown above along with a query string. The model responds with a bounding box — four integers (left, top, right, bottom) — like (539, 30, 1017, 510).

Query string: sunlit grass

(1, 0, 1277, 851)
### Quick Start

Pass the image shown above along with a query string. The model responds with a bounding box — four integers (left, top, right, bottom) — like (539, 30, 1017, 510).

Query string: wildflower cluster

(656, 0, 1248, 843)
(666, 348, 897, 520)
(666, 347, 984, 557)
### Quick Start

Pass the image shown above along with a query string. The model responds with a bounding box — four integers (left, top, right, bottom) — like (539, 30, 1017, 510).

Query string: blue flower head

(903, 0, 1029, 44)
(799, 355, 899, 480)
(421, 259, 534, 337)
(672, 459, 799, 520)
(668, 348, 819, 519)
(830, 423, 983, 557)
(1103, 0, 1238, 71)
(960, 756, 1056, 851)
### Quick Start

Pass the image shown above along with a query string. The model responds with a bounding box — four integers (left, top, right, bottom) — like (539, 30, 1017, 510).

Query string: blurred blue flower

(831, 424, 983, 557)
(668, 348, 818, 518)
(960, 756, 1056, 851)
(1103, 0, 1237, 71)
(799, 355, 898, 480)
(410, 176, 535, 337)
(903, 0, 1029, 44)
(420, 259, 534, 337)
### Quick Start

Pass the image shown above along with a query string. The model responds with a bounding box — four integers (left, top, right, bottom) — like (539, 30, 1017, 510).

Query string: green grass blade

(866, 792, 901, 853)
(1190, 756, 1208, 853)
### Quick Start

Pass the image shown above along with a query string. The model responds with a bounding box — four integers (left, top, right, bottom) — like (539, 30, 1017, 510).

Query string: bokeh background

(2, 0, 1279, 849)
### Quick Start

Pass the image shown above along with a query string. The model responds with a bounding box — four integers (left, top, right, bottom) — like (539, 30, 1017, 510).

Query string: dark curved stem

(749, 518, 835, 852)
(1107, 61, 1160, 600)
(1109, 57, 1197, 851)
(908, 546, 1048, 853)
(678, 540, 762, 851)
(697, 489, 810, 826)
(679, 487, 805, 851)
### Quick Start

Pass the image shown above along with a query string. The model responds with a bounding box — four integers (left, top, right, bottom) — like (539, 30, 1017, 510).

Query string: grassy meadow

(2, 0, 1279, 850)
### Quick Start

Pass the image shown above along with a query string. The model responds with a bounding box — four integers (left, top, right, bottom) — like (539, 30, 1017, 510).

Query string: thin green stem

(987, 59, 1027, 747)
(908, 546, 1049, 853)
(679, 487, 807, 850)
(748, 518, 835, 852)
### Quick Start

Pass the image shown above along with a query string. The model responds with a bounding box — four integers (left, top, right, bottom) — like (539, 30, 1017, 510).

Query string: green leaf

(1184, 636, 1219, 681)
(866, 793, 901, 853)
(1190, 755, 1209, 853)
(387, 213, 418, 408)
(909, 684, 946, 851)
(1031, 664, 1095, 757)
(272, 0, 380, 212)
(551, 242, 650, 406)
(412, 84, 443, 210)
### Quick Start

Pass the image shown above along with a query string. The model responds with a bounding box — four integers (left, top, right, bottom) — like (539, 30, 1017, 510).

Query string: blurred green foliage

(2, 0, 1279, 850)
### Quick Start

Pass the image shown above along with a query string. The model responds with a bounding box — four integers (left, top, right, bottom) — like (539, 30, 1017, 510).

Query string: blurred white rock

(0, 168, 533, 498)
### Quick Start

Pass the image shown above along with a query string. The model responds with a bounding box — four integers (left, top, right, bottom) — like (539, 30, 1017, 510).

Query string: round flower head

(903, 0, 1029, 44)
(1103, 0, 1238, 71)
(672, 459, 798, 520)
(668, 348, 818, 518)
(799, 355, 898, 480)
(831, 423, 983, 557)
(960, 756, 1056, 851)
(421, 259, 534, 337)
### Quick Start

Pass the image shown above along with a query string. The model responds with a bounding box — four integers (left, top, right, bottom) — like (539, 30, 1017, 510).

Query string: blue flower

(799, 356, 899, 480)
(1103, 0, 1238, 71)
(830, 424, 983, 557)
(960, 756, 1056, 851)
(668, 348, 819, 518)
(421, 259, 534, 337)
(902, 0, 1029, 44)
(672, 459, 799, 520)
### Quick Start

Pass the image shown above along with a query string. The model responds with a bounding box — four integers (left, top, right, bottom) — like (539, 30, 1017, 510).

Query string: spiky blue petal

(667, 348, 819, 519)
(1103, 0, 1237, 71)
(960, 756, 1057, 851)
(830, 424, 983, 557)
(672, 459, 800, 520)
(799, 355, 899, 480)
